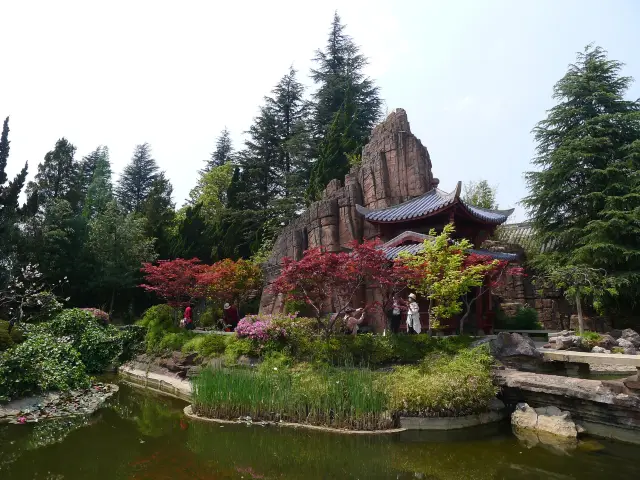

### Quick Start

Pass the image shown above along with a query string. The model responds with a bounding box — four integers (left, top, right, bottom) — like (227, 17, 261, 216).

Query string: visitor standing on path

(183, 305, 194, 330)
(406, 293, 421, 334)
(223, 303, 240, 331)
(388, 295, 404, 334)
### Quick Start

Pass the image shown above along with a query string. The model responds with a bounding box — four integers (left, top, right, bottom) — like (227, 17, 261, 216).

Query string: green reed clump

(191, 364, 394, 430)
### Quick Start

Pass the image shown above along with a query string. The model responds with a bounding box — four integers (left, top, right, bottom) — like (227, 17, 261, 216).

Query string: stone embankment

(0, 383, 118, 424)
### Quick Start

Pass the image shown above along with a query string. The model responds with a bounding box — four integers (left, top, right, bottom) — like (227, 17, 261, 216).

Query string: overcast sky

(2, 0, 639, 221)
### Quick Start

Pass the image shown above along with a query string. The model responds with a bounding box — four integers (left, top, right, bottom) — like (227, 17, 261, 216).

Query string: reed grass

(191, 364, 394, 430)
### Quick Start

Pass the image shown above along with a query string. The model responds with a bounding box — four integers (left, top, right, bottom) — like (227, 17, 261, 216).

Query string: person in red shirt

(183, 305, 194, 330)
(223, 303, 239, 331)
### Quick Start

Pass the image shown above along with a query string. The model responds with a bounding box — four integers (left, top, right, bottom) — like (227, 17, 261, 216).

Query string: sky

(2, 0, 640, 222)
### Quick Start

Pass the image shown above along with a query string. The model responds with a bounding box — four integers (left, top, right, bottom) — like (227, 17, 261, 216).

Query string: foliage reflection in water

(0, 383, 639, 479)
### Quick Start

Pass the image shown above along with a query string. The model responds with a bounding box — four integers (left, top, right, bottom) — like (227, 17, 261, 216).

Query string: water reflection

(0, 383, 639, 479)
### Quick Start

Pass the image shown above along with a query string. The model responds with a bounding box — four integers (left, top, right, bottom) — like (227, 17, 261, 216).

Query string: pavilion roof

(356, 182, 514, 225)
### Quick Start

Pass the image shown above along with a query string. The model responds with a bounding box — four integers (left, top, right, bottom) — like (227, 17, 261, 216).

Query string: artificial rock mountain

(260, 108, 440, 315)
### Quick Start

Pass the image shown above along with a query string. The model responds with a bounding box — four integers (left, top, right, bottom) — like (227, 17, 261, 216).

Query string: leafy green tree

(463, 180, 498, 209)
(401, 224, 496, 334)
(26, 138, 79, 211)
(308, 11, 381, 194)
(82, 147, 113, 219)
(189, 163, 234, 221)
(523, 45, 640, 309)
(87, 201, 156, 312)
(535, 265, 619, 333)
(116, 143, 159, 213)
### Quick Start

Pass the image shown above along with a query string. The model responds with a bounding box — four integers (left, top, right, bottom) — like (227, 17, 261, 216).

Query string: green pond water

(1, 383, 640, 480)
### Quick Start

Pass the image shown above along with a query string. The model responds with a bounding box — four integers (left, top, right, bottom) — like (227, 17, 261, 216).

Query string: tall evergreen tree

(307, 87, 359, 200)
(77, 146, 108, 205)
(523, 45, 640, 308)
(116, 143, 159, 213)
(307, 12, 382, 199)
(82, 147, 113, 219)
(463, 180, 498, 210)
(0, 117, 28, 286)
(26, 138, 79, 210)
(142, 172, 175, 259)
(204, 128, 233, 171)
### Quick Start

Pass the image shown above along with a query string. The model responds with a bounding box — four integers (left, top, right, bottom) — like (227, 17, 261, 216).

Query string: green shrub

(158, 332, 194, 352)
(198, 306, 221, 328)
(0, 320, 24, 352)
(0, 333, 90, 400)
(224, 336, 258, 363)
(46, 309, 123, 373)
(385, 346, 497, 417)
(612, 347, 624, 354)
(137, 304, 180, 353)
(580, 331, 602, 350)
(119, 324, 147, 362)
(496, 305, 542, 330)
(182, 334, 228, 357)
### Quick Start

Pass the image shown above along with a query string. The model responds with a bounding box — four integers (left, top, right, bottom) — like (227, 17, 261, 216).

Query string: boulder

(621, 329, 640, 348)
(512, 403, 538, 430)
(555, 335, 582, 350)
(623, 347, 638, 355)
(609, 329, 623, 339)
(617, 338, 635, 349)
(511, 402, 579, 438)
(596, 334, 617, 350)
(488, 398, 506, 411)
(591, 346, 611, 354)
(489, 333, 543, 370)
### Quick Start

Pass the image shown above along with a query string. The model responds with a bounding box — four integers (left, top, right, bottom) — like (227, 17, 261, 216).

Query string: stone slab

(540, 349, 640, 367)
(119, 365, 192, 401)
(399, 411, 506, 430)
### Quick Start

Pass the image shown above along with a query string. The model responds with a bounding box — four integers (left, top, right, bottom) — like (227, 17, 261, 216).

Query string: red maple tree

(458, 253, 525, 332)
(196, 258, 263, 306)
(269, 239, 417, 335)
(139, 258, 208, 308)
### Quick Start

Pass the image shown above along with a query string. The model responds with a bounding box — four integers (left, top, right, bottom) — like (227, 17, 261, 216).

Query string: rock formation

(260, 109, 438, 314)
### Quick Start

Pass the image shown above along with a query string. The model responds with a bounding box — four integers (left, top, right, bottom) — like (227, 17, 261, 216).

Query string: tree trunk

(109, 288, 116, 315)
(575, 293, 584, 334)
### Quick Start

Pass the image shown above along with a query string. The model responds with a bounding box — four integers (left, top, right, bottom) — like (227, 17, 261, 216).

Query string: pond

(1, 382, 639, 479)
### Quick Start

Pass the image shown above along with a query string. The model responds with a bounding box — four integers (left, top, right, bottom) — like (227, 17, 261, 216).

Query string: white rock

(591, 346, 611, 354)
(511, 402, 579, 438)
(618, 338, 634, 349)
(512, 403, 538, 430)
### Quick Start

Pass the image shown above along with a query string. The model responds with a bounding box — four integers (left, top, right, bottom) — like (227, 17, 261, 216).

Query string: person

(406, 293, 421, 334)
(387, 295, 403, 334)
(183, 305, 194, 330)
(345, 308, 365, 335)
(223, 303, 240, 331)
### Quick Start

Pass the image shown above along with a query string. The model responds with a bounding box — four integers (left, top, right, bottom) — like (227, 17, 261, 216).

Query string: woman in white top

(406, 293, 421, 334)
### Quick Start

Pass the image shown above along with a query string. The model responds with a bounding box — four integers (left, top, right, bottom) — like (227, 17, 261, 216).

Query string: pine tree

(0, 117, 28, 286)
(307, 88, 359, 200)
(26, 138, 79, 210)
(204, 128, 233, 171)
(82, 147, 113, 219)
(308, 11, 382, 195)
(142, 172, 175, 259)
(77, 146, 109, 205)
(116, 143, 159, 213)
(523, 45, 640, 307)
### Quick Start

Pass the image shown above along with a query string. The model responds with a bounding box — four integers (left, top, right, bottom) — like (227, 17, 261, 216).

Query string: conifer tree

(523, 45, 640, 307)
(308, 11, 382, 198)
(82, 147, 113, 219)
(116, 143, 159, 213)
(0, 117, 28, 286)
(142, 172, 175, 259)
(26, 138, 79, 210)
(205, 128, 233, 171)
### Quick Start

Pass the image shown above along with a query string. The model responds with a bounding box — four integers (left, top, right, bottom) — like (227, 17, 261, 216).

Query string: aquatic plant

(191, 364, 394, 430)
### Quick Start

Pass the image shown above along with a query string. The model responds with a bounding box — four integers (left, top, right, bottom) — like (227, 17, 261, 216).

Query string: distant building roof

(497, 222, 556, 253)
(377, 230, 520, 261)
(356, 182, 514, 225)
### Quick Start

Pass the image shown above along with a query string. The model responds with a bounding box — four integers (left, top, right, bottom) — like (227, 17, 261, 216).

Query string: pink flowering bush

(81, 308, 110, 325)
(235, 314, 289, 343)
